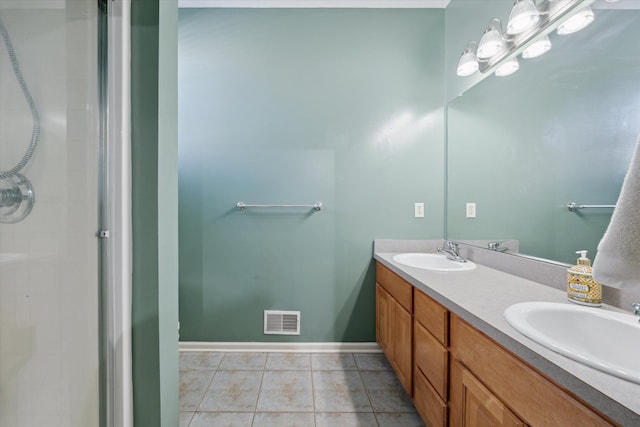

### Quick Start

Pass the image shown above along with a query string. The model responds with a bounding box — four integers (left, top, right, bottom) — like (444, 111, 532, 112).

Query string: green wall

(131, 0, 179, 426)
(178, 9, 446, 342)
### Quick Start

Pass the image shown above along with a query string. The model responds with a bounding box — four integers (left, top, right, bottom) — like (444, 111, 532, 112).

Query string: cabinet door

(393, 300, 412, 395)
(376, 284, 390, 354)
(451, 360, 525, 427)
(376, 283, 412, 396)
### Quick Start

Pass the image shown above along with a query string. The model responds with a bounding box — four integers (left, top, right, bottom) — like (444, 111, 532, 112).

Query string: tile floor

(179, 351, 425, 427)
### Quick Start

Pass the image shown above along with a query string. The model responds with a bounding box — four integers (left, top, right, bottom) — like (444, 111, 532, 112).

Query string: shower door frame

(99, 0, 133, 426)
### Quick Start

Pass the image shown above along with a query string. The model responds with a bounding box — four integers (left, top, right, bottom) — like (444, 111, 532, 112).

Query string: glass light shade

(495, 57, 520, 76)
(557, 7, 594, 35)
(522, 35, 552, 58)
(456, 41, 479, 76)
(477, 19, 506, 60)
(506, 0, 541, 35)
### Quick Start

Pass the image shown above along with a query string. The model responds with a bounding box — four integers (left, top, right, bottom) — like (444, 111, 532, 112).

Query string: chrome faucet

(437, 241, 467, 263)
(487, 241, 510, 253)
(632, 303, 640, 321)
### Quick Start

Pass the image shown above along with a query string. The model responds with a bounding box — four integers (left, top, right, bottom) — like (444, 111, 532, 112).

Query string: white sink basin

(392, 253, 476, 272)
(505, 302, 640, 384)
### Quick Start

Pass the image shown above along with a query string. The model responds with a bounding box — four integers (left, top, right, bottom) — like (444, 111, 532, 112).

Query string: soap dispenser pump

(567, 250, 602, 306)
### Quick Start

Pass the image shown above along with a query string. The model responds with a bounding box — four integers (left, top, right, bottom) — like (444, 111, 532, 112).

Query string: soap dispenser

(567, 250, 602, 306)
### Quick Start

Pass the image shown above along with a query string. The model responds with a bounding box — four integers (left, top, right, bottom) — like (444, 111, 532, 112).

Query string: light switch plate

(415, 203, 425, 218)
(466, 202, 476, 218)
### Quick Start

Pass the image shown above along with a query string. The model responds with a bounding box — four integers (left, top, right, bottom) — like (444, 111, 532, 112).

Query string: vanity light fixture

(557, 7, 594, 35)
(522, 35, 552, 58)
(477, 19, 506, 60)
(495, 57, 520, 77)
(457, 0, 595, 78)
(506, 0, 541, 35)
(456, 41, 479, 77)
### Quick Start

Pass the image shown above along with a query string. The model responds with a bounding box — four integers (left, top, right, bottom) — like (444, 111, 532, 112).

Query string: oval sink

(505, 302, 640, 384)
(392, 253, 476, 272)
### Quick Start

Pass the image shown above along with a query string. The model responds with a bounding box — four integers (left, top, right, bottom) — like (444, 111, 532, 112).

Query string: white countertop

(374, 251, 640, 426)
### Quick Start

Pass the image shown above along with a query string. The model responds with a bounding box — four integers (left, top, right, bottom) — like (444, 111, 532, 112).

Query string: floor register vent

(264, 310, 300, 335)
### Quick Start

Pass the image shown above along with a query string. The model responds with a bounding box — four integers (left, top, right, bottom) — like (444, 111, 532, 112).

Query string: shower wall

(0, 2, 100, 426)
(178, 9, 446, 343)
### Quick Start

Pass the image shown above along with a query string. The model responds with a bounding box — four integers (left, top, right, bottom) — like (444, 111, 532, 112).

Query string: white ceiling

(179, 0, 452, 8)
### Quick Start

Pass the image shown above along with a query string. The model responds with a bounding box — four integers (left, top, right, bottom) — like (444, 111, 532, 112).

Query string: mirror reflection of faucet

(488, 241, 510, 253)
(437, 241, 467, 263)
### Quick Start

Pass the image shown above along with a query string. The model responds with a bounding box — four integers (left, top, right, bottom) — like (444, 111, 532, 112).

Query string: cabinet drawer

(376, 263, 413, 313)
(414, 320, 448, 400)
(450, 315, 615, 427)
(414, 367, 447, 427)
(414, 289, 448, 345)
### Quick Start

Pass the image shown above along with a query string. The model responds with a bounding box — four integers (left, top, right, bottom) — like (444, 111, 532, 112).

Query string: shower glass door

(0, 0, 103, 426)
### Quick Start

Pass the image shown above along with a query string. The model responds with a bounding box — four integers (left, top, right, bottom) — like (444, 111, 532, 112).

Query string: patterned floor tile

(376, 412, 425, 427)
(353, 353, 391, 371)
(265, 353, 311, 371)
(180, 351, 224, 371)
(179, 411, 194, 427)
(360, 370, 415, 413)
(256, 370, 314, 412)
(252, 412, 315, 426)
(199, 370, 263, 411)
(312, 370, 372, 412)
(218, 352, 267, 370)
(179, 370, 215, 411)
(188, 411, 254, 427)
(315, 412, 378, 427)
(311, 353, 357, 370)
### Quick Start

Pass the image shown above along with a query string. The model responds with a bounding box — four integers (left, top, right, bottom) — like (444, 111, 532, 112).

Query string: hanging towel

(593, 135, 640, 289)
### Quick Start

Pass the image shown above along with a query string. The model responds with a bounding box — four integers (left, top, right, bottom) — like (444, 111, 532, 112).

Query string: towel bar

(567, 202, 616, 212)
(236, 202, 323, 211)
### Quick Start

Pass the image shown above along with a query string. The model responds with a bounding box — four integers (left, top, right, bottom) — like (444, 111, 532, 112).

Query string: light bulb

(477, 19, 505, 60)
(457, 41, 479, 76)
(495, 57, 520, 77)
(507, 0, 540, 35)
(522, 36, 552, 59)
(557, 7, 594, 35)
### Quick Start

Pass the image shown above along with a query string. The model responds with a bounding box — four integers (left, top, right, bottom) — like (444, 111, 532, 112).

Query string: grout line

(250, 353, 267, 426)
(310, 356, 317, 427)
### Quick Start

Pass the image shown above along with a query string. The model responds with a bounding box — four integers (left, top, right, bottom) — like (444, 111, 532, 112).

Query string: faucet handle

(632, 302, 640, 315)
(446, 241, 458, 250)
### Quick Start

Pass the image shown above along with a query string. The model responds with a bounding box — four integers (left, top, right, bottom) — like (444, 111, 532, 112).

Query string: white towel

(593, 135, 640, 289)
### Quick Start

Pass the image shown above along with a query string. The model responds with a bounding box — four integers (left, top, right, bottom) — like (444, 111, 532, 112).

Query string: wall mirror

(446, 5, 640, 265)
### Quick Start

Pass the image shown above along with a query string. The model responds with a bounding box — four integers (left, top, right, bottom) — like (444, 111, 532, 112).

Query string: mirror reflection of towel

(593, 135, 640, 289)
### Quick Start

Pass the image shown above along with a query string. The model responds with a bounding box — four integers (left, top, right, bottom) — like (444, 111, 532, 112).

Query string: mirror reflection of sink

(505, 302, 640, 385)
(392, 253, 476, 272)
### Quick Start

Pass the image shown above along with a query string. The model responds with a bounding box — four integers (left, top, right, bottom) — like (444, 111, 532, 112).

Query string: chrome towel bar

(567, 202, 616, 212)
(236, 202, 323, 211)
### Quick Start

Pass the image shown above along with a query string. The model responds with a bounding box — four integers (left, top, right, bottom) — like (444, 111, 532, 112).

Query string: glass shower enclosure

(0, 0, 114, 425)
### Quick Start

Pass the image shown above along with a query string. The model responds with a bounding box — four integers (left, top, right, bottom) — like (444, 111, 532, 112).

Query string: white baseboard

(179, 341, 381, 353)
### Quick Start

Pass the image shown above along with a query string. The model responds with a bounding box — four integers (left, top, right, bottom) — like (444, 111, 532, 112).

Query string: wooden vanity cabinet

(450, 315, 615, 427)
(413, 290, 449, 427)
(375, 262, 616, 427)
(376, 264, 413, 395)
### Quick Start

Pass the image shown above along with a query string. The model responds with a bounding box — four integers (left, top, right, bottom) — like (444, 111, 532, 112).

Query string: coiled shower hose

(0, 16, 41, 180)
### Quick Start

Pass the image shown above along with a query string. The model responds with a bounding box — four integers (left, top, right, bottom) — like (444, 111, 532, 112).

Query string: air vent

(264, 310, 300, 335)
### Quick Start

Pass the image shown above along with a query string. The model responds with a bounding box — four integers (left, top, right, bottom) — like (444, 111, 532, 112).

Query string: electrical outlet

(415, 203, 425, 218)
(466, 202, 476, 218)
